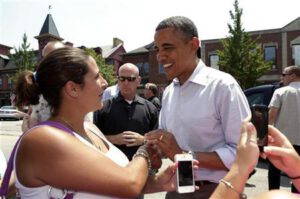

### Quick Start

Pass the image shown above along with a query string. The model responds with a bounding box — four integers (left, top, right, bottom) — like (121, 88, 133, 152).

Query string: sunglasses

(282, 73, 291, 77)
(118, 76, 137, 82)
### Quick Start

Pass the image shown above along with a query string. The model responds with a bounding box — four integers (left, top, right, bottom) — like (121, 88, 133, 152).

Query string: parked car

(244, 84, 281, 107)
(0, 106, 25, 120)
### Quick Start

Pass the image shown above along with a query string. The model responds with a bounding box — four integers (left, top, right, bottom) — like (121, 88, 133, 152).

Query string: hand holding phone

(250, 104, 269, 152)
(175, 153, 195, 193)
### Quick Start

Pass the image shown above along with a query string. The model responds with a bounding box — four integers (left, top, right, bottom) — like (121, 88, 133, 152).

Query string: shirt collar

(172, 59, 209, 87)
(115, 93, 145, 104)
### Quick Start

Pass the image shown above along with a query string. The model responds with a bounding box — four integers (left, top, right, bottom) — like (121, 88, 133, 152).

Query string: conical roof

(39, 14, 60, 37)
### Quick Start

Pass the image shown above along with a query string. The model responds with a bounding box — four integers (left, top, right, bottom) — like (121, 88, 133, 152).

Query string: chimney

(64, 41, 74, 47)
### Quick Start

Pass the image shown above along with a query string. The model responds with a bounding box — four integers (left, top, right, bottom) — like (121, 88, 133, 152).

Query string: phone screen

(251, 104, 268, 151)
(178, 160, 193, 186)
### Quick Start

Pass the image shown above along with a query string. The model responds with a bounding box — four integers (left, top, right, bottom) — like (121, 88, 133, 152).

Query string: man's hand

(122, 131, 144, 147)
(145, 129, 182, 161)
(106, 133, 127, 145)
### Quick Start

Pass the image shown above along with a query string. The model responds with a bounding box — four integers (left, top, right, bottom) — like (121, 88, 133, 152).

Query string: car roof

(0, 106, 17, 109)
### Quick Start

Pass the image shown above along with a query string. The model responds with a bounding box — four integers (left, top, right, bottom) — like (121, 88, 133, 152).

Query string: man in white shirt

(145, 16, 250, 198)
(268, 65, 300, 193)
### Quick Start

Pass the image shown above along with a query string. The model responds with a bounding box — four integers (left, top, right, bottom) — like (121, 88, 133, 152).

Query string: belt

(195, 180, 215, 186)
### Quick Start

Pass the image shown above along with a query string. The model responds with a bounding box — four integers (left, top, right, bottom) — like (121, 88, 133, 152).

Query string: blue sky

(1, 0, 300, 52)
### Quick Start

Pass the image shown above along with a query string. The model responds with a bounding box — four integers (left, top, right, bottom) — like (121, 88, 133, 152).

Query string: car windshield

(0, 106, 17, 110)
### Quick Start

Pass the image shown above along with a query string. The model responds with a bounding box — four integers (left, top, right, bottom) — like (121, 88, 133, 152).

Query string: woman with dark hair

(14, 41, 65, 131)
(12, 47, 180, 199)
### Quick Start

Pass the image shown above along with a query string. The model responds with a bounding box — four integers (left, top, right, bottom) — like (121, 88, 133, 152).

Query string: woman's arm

(16, 126, 150, 198)
(210, 121, 259, 199)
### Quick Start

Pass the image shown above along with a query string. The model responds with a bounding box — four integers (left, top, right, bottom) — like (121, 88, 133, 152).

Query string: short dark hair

(288, 66, 300, 77)
(145, 83, 158, 96)
(155, 16, 200, 57)
(156, 16, 198, 40)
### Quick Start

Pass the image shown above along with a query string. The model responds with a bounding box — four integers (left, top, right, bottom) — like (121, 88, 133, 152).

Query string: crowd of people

(1, 15, 300, 199)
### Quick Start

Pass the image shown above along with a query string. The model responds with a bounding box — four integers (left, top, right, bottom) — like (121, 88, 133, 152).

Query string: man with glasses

(94, 63, 159, 161)
(268, 66, 300, 193)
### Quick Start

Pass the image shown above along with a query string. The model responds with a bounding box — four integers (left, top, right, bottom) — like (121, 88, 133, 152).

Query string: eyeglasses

(118, 76, 137, 82)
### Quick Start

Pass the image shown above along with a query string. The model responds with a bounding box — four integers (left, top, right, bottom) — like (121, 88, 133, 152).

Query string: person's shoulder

(202, 66, 236, 84)
(143, 97, 158, 110)
(21, 124, 73, 146)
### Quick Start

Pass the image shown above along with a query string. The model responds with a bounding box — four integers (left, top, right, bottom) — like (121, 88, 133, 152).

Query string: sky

(1, 0, 300, 52)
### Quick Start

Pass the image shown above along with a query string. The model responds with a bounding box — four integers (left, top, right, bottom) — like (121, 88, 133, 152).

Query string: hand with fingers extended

(233, 120, 260, 178)
(211, 119, 260, 199)
(263, 125, 300, 179)
(122, 131, 145, 147)
(144, 159, 200, 193)
(145, 129, 182, 161)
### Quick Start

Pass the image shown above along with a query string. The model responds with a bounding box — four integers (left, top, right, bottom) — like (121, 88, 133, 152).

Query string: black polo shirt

(94, 94, 158, 160)
(147, 96, 161, 111)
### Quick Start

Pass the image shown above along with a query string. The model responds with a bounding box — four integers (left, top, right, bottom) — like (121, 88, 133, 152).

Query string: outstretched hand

(146, 144, 162, 169)
(153, 160, 199, 192)
(263, 125, 300, 178)
(145, 129, 182, 161)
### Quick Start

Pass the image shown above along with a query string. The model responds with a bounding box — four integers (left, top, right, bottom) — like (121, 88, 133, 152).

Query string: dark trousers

(165, 183, 217, 199)
(268, 145, 300, 193)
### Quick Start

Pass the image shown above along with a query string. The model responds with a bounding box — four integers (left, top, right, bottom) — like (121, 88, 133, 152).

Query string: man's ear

(191, 37, 200, 53)
(64, 81, 79, 97)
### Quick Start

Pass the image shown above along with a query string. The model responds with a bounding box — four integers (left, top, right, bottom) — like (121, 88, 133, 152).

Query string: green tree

(217, 0, 271, 89)
(85, 48, 116, 86)
(11, 33, 36, 73)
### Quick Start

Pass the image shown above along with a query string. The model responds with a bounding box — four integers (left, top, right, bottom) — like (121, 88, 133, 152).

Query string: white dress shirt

(159, 60, 250, 182)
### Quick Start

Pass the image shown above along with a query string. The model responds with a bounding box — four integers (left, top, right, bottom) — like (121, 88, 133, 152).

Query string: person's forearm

(143, 175, 162, 193)
(268, 107, 278, 125)
(194, 152, 228, 170)
(106, 134, 122, 145)
(210, 164, 248, 199)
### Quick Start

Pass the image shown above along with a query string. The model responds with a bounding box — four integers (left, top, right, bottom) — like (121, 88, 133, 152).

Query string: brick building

(0, 13, 126, 106)
(122, 42, 168, 97)
(201, 17, 300, 83)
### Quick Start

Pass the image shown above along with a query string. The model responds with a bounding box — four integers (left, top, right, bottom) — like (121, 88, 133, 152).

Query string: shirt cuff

(215, 146, 236, 169)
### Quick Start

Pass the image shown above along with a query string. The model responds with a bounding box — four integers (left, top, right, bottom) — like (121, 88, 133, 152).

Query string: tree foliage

(217, 0, 271, 89)
(85, 48, 116, 86)
(11, 33, 36, 73)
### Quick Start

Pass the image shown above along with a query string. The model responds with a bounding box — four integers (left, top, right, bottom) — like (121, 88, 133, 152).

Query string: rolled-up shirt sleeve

(215, 81, 251, 169)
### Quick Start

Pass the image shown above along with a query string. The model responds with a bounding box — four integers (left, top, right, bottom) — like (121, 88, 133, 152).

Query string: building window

(292, 44, 300, 66)
(136, 62, 149, 77)
(159, 63, 165, 74)
(209, 54, 219, 70)
(264, 46, 277, 69)
(106, 59, 114, 65)
(136, 62, 149, 84)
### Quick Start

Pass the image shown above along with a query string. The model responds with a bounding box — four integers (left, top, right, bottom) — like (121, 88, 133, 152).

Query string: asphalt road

(0, 120, 292, 198)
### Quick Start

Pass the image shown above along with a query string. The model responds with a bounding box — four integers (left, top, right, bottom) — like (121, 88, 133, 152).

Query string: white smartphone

(175, 153, 195, 193)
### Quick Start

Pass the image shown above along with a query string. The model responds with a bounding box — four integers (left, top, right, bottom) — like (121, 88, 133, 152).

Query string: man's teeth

(164, 63, 172, 68)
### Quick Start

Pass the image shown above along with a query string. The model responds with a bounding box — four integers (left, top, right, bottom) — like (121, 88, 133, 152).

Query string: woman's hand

(144, 160, 199, 193)
(233, 120, 260, 179)
(145, 130, 182, 161)
(263, 125, 300, 178)
(146, 144, 162, 169)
